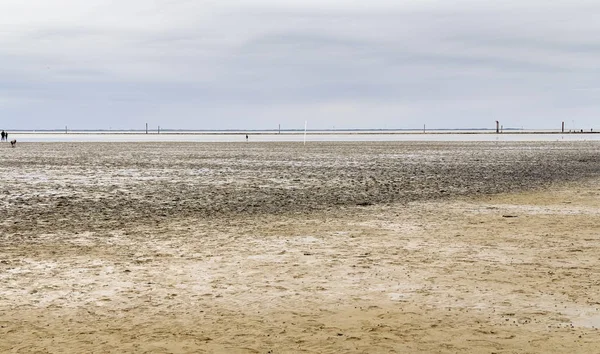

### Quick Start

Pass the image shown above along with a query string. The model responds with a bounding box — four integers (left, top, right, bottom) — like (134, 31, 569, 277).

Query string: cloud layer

(1, 0, 599, 130)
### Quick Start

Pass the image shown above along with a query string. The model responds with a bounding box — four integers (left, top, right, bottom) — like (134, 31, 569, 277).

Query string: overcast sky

(1, 1, 599, 130)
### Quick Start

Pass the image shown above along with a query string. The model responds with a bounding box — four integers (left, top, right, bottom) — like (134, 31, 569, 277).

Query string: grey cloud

(450, 36, 600, 55)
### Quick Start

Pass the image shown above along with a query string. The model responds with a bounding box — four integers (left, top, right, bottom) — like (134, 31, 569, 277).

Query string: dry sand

(1, 141, 600, 353)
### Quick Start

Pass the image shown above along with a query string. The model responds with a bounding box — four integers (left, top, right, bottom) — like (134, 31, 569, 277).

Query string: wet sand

(1, 142, 600, 353)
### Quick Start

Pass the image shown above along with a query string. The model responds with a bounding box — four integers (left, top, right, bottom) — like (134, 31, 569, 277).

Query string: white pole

(304, 121, 307, 145)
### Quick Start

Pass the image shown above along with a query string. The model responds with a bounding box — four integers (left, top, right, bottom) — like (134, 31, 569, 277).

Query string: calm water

(8, 131, 600, 143)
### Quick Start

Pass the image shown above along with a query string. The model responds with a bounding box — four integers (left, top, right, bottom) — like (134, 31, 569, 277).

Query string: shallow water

(8, 132, 600, 142)
(574, 314, 600, 328)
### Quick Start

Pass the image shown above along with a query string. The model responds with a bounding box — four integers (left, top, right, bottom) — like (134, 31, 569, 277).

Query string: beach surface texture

(2, 141, 600, 353)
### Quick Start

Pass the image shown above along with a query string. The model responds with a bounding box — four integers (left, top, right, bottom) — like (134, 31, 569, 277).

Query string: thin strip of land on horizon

(6, 129, 599, 135)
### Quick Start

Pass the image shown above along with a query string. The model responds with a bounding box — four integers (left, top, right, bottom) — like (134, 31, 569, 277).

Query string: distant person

(1, 131, 5, 141)
(246, 134, 248, 142)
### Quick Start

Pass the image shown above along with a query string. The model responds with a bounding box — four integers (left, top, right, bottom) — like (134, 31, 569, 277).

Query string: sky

(1, 0, 599, 130)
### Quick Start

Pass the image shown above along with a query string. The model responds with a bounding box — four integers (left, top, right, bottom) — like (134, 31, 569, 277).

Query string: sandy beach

(2, 141, 600, 353)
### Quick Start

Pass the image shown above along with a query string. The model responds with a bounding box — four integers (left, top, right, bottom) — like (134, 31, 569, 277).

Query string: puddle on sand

(572, 314, 600, 328)
(389, 293, 409, 301)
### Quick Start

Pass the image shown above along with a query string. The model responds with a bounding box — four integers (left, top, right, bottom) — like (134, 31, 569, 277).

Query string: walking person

(1, 131, 5, 141)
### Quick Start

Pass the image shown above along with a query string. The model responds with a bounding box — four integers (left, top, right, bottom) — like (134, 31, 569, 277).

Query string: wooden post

(496, 121, 500, 134)
(423, 124, 426, 133)
(279, 124, 281, 134)
(65, 126, 67, 134)
(158, 126, 160, 134)
(146, 123, 148, 134)
(562, 121, 565, 133)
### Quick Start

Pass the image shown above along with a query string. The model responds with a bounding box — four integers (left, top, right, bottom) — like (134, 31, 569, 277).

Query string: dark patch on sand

(1, 141, 600, 232)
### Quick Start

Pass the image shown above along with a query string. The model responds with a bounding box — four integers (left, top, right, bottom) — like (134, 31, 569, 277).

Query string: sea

(7, 130, 600, 143)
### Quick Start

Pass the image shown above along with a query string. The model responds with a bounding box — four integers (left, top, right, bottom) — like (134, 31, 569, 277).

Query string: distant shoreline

(8, 130, 600, 135)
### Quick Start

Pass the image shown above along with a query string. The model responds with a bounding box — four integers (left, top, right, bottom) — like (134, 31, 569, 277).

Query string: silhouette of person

(246, 134, 248, 142)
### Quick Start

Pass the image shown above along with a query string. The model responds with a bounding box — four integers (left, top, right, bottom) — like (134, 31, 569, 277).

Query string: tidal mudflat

(1, 141, 600, 353)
